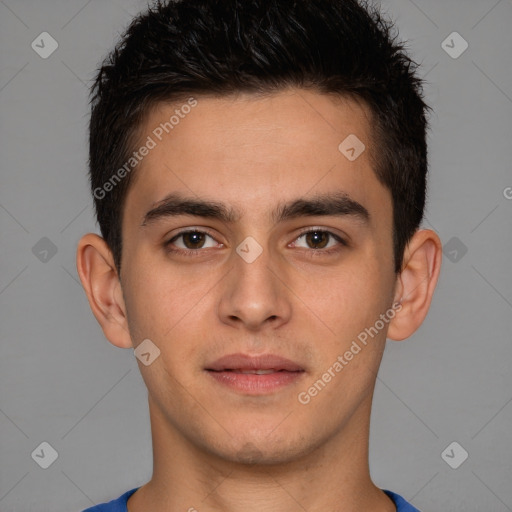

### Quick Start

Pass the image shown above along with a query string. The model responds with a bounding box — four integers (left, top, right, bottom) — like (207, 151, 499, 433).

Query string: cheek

(121, 259, 181, 344)
(121, 252, 216, 363)
(308, 261, 390, 341)
(122, 268, 205, 393)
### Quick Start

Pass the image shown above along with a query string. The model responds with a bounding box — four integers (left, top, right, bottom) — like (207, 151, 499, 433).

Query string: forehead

(123, 88, 390, 226)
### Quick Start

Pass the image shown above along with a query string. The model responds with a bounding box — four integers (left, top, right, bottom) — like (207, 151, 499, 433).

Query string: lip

(205, 353, 304, 372)
(205, 353, 305, 395)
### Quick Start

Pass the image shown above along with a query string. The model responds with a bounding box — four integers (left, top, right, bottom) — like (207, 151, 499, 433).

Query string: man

(76, 0, 442, 510)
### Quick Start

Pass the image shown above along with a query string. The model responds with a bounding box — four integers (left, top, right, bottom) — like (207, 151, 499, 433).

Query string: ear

(76, 233, 133, 349)
(387, 229, 442, 341)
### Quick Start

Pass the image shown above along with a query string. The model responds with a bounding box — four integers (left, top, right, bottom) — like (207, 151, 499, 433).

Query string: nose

(217, 244, 292, 331)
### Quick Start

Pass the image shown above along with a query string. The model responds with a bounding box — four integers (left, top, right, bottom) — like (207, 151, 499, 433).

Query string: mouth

(205, 353, 305, 372)
(205, 353, 305, 394)
(212, 368, 302, 374)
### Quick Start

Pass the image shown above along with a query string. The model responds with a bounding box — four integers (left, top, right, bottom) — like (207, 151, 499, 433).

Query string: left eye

(292, 230, 344, 250)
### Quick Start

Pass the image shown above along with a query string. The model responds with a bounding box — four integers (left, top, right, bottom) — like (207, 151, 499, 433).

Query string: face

(119, 89, 398, 464)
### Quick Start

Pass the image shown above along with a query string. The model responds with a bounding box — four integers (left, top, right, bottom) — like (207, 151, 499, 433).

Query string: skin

(77, 88, 442, 512)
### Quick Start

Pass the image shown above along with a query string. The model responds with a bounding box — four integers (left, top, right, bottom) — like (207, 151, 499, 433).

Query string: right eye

(165, 229, 223, 255)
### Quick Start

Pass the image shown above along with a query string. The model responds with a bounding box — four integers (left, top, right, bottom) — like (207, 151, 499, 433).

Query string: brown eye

(291, 229, 347, 254)
(182, 231, 206, 249)
(166, 230, 219, 252)
(304, 231, 330, 249)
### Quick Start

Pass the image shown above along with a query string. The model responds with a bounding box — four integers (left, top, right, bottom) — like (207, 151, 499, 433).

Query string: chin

(211, 430, 315, 467)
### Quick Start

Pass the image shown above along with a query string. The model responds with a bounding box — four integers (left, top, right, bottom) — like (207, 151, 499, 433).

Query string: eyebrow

(141, 191, 370, 226)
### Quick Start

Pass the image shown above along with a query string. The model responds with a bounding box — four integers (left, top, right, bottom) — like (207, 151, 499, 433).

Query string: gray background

(1, 0, 511, 510)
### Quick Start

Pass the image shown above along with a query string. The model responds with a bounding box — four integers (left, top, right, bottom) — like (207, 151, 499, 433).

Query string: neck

(127, 394, 396, 512)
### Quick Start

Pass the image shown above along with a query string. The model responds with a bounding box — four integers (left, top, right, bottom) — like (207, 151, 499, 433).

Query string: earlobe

(387, 229, 442, 341)
(76, 233, 133, 349)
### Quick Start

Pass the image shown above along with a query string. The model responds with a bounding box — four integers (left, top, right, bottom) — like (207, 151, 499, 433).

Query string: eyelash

(165, 228, 348, 258)
(294, 228, 348, 257)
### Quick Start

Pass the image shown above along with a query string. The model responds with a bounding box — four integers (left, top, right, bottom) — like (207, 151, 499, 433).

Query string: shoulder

(81, 488, 139, 512)
(383, 489, 421, 512)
